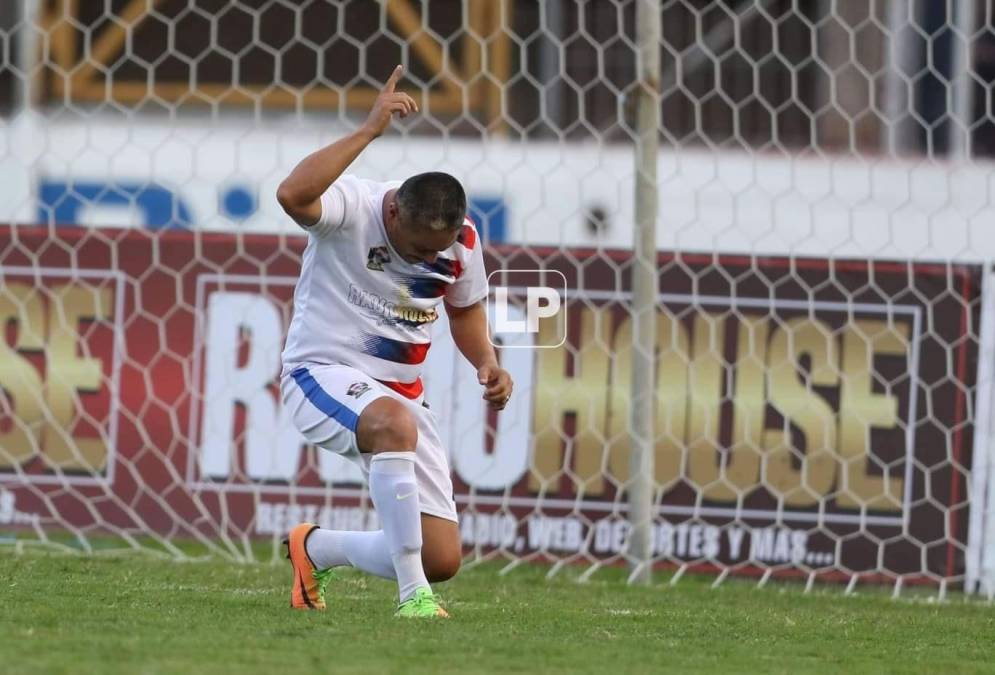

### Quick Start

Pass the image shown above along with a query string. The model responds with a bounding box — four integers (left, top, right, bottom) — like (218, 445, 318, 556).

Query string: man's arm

(445, 301, 514, 410)
(276, 65, 418, 227)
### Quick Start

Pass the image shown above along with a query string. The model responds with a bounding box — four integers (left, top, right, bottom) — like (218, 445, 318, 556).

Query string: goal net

(1, 0, 994, 595)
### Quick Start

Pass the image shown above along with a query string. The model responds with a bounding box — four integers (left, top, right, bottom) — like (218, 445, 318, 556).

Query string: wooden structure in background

(39, 0, 511, 128)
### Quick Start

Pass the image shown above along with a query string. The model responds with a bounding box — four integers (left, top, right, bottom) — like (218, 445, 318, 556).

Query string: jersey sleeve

(305, 174, 363, 238)
(445, 223, 489, 307)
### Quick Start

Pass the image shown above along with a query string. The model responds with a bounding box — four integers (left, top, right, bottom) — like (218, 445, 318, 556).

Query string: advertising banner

(0, 225, 981, 581)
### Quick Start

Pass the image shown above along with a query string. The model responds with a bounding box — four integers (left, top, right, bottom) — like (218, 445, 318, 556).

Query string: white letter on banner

(199, 292, 298, 479)
(199, 291, 364, 484)
(452, 301, 533, 489)
(316, 435, 366, 485)
(421, 313, 457, 452)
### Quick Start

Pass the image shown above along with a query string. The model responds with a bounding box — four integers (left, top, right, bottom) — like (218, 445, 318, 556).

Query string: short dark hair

(395, 172, 466, 232)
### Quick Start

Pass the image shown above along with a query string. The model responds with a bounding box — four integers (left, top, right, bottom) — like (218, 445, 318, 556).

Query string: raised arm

(276, 65, 418, 227)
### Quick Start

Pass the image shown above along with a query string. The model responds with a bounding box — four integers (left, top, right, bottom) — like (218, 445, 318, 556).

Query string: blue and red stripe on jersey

(396, 274, 447, 299)
(402, 256, 464, 298)
(359, 333, 431, 364)
(419, 256, 463, 279)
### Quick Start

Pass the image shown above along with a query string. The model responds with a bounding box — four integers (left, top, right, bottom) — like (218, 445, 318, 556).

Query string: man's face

(387, 200, 460, 264)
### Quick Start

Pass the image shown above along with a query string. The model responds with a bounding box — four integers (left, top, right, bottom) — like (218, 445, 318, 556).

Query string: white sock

(304, 529, 396, 579)
(368, 451, 430, 603)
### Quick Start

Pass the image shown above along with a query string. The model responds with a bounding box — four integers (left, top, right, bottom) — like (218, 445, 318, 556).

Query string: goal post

(627, 0, 662, 585)
(0, 1, 994, 596)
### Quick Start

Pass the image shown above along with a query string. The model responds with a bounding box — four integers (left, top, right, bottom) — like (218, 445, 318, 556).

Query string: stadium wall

(3, 115, 995, 260)
(0, 224, 991, 589)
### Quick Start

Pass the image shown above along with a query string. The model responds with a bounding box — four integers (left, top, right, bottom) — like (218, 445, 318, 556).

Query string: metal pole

(627, 0, 660, 585)
(881, 0, 917, 156)
(950, 0, 976, 159)
(14, 0, 41, 115)
(966, 265, 995, 594)
(537, 0, 564, 136)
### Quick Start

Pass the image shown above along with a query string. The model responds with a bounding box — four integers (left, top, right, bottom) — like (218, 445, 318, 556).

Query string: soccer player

(276, 65, 513, 619)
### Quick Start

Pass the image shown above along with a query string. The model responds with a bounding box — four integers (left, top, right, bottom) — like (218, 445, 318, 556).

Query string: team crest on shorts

(347, 382, 372, 398)
(367, 245, 391, 271)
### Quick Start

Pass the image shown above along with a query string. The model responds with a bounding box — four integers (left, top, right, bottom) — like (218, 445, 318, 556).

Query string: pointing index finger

(383, 65, 403, 93)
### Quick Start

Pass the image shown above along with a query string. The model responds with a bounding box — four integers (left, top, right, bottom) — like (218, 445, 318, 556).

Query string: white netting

(1, 1, 994, 594)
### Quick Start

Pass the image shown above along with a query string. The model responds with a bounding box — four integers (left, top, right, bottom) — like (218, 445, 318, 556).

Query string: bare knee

(356, 397, 417, 452)
(423, 549, 461, 582)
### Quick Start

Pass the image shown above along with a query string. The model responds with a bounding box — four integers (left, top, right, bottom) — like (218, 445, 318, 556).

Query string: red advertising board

(0, 225, 981, 583)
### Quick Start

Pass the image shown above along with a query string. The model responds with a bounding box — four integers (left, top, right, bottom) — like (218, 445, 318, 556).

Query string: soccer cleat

(395, 587, 450, 619)
(284, 523, 334, 610)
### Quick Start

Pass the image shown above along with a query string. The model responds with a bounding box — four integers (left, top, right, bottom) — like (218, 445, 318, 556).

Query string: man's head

(385, 172, 467, 264)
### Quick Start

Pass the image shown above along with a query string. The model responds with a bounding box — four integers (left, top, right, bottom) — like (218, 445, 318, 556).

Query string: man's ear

(387, 199, 403, 228)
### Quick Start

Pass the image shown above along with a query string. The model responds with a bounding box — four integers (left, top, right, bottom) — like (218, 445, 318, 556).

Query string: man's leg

(355, 397, 437, 608)
(304, 513, 459, 582)
(420, 514, 461, 582)
(283, 366, 455, 615)
(304, 529, 396, 579)
(299, 396, 448, 616)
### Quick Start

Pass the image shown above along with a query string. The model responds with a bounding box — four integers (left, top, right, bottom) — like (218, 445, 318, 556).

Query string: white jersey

(281, 174, 487, 397)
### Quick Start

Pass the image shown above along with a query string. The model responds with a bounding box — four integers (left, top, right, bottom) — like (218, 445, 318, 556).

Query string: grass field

(2, 551, 994, 674)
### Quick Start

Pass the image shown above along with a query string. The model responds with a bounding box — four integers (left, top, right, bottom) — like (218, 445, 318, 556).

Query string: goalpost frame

(627, 0, 661, 584)
(966, 264, 995, 596)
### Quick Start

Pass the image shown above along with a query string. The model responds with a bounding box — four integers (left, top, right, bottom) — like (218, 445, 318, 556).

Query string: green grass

(1, 551, 994, 674)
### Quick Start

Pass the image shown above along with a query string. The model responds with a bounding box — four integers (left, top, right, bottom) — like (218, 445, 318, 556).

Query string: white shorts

(280, 363, 457, 523)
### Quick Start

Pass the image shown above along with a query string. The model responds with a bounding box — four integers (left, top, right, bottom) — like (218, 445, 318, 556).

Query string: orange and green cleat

(284, 523, 334, 610)
(395, 587, 450, 619)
